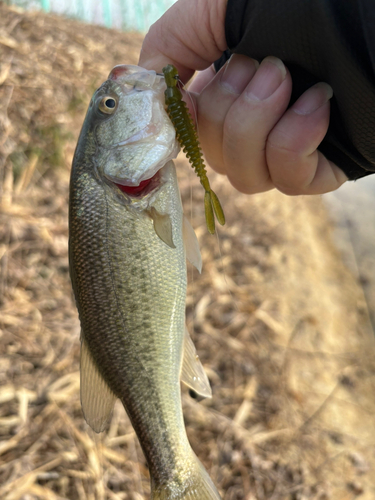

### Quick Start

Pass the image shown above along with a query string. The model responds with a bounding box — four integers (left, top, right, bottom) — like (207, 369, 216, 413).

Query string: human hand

(139, 0, 347, 195)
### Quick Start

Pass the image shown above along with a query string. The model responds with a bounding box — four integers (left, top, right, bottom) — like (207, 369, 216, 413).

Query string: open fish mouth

(111, 169, 160, 198)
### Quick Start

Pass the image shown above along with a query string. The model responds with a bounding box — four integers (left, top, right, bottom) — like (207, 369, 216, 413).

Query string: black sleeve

(218, 0, 375, 180)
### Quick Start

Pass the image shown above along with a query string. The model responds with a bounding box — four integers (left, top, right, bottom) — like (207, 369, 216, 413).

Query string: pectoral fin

(183, 215, 202, 273)
(80, 337, 117, 433)
(149, 207, 175, 249)
(181, 326, 212, 398)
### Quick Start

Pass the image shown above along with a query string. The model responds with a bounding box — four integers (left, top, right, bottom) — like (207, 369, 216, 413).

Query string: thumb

(138, 0, 227, 83)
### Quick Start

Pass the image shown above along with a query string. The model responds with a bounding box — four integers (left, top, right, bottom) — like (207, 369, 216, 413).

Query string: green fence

(10, 0, 177, 32)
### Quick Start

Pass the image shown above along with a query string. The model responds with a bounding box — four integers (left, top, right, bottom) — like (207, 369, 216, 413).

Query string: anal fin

(80, 338, 117, 433)
(180, 327, 212, 398)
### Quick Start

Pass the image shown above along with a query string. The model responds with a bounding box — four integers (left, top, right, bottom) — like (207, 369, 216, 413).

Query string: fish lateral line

(162, 64, 225, 234)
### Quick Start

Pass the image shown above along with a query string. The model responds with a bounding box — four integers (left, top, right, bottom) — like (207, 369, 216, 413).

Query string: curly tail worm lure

(162, 64, 225, 234)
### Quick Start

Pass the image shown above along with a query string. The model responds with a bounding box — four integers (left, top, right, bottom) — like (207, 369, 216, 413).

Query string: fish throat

(113, 170, 159, 197)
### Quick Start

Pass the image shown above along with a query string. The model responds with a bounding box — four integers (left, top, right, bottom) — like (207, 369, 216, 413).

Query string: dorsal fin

(80, 337, 117, 433)
(183, 215, 202, 273)
(180, 326, 212, 398)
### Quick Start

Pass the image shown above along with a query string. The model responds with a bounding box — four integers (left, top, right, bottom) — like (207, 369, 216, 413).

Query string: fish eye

(98, 96, 117, 114)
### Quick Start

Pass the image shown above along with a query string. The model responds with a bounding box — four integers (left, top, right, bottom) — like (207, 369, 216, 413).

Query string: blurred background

(7, 0, 177, 31)
(1, 1, 375, 499)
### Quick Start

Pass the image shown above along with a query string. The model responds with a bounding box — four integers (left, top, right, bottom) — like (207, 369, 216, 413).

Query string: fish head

(88, 65, 179, 191)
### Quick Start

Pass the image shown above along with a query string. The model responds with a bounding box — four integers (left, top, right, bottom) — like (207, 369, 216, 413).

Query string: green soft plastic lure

(163, 64, 225, 234)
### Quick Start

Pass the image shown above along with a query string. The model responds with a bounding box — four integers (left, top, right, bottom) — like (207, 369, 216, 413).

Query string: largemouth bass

(69, 65, 221, 500)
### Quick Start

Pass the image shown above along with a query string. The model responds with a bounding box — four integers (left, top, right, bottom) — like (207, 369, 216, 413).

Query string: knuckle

(206, 157, 226, 175)
(270, 163, 312, 195)
(267, 143, 313, 195)
(268, 156, 311, 195)
(202, 143, 226, 175)
(273, 182, 304, 196)
(228, 177, 255, 194)
(226, 172, 268, 195)
(267, 133, 305, 156)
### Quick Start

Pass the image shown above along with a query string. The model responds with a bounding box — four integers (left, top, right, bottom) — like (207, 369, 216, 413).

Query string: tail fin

(152, 454, 221, 499)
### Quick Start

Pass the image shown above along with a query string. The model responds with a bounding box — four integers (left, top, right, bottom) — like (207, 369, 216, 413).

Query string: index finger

(138, 0, 227, 83)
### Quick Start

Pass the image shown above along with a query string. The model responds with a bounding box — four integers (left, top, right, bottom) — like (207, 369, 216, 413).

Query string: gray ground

(324, 177, 375, 331)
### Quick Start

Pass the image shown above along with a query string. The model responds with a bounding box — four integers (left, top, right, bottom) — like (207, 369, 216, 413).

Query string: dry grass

(1, 4, 375, 499)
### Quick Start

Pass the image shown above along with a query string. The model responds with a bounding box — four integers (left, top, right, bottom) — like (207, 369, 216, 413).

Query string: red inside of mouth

(115, 178, 152, 195)
(114, 170, 161, 197)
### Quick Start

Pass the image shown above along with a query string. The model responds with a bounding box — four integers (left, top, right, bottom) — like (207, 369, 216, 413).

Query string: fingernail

(293, 82, 333, 115)
(220, 54, 259, 94)
(245, 56, 286, 101)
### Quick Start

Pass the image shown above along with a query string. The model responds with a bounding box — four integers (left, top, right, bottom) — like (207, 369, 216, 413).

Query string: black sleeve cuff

(218, 0, 375, 180)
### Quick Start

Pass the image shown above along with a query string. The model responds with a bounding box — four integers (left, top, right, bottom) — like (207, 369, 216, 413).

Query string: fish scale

(69, 64, 221, 499)
(71, 162, 188, 471)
